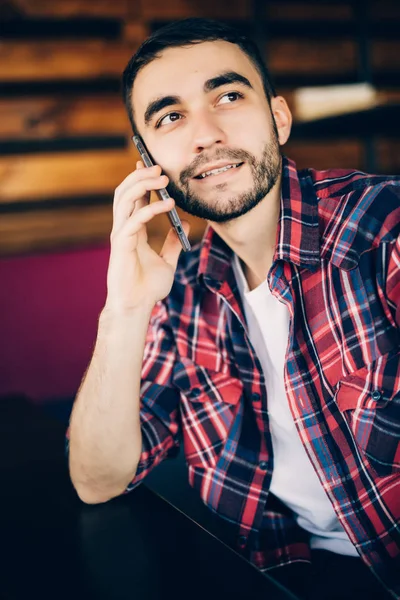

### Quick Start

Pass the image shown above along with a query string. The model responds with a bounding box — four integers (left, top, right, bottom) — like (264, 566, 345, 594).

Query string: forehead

(132, 40, 262, 118)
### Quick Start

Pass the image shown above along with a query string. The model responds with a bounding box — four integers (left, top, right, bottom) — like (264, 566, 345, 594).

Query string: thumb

(159, 220, 191, 270)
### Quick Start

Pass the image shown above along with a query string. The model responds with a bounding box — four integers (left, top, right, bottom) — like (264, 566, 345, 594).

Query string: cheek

(148, 142, 184, 181)
(224, 110, 271, 150)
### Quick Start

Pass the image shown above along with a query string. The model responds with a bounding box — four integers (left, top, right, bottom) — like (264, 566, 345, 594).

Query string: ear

(270, 96, 292, 146)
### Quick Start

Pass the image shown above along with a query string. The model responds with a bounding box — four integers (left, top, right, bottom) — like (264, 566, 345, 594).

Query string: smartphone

(132, 135, 191, 252)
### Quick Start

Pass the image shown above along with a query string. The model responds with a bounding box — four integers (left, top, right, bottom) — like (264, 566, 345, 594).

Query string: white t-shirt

(232, 254, 358, 556)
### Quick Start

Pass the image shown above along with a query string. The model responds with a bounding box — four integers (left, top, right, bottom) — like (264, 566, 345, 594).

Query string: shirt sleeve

(124, 298, 181, 492)
(386, 231, 400, 330)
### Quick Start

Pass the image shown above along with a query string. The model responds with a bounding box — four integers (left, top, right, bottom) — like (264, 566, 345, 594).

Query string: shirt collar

(197, 155, 321, 289)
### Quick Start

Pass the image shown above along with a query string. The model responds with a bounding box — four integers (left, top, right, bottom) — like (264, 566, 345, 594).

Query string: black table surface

(0, 395, 297, 600)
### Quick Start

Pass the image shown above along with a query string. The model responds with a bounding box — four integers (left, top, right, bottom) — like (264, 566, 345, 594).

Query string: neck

(210, 172, 282, 291)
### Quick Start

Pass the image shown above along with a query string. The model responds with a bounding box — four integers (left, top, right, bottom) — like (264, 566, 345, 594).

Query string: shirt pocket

(173, 360, 243, 469)
(335, 348, 400, 477)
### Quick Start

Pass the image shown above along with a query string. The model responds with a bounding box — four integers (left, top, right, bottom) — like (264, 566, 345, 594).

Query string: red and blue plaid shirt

(127, 156, 400, 596)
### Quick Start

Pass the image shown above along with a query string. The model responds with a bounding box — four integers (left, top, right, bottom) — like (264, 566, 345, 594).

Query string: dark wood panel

(267, 39, 357, 75)
(0, 95, 129, 139)
(376, 139, 400, 174)
(286, 137, 399, 174)
(264, 2, 352, 21)
(0, 40, 136, 81)
(372, 41, 400, 70)
(283, 140, 364, 170)
(0, 149, 137, 202)
(2, 0, 138, 18)
(379, 90, 400, 104)
(140, 0, 251, 19)
(370, 0, 400, 20)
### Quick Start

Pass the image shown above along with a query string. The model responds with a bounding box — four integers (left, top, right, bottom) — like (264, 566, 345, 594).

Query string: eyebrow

(143, 71, 253, 126)
(203, 71, 253, 93)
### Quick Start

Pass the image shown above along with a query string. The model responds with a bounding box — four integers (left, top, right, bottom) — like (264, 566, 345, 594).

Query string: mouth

(193, 162, 244, 180)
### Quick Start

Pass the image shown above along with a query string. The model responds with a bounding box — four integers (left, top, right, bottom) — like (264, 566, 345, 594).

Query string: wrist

(99, 303, 155, 327)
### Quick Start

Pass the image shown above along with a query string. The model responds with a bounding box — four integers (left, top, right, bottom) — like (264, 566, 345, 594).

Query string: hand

(104, 161, 190, 314)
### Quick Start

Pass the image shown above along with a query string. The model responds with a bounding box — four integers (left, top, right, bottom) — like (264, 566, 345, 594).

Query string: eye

(156, 112, 182, 128)
(217, 91, 244, 105)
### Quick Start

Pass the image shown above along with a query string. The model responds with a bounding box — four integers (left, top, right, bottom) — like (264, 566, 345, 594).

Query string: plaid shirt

(126, 156, 400, 596)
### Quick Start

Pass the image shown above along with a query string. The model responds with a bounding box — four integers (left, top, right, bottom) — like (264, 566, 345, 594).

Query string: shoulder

(306, 167, 400, 270)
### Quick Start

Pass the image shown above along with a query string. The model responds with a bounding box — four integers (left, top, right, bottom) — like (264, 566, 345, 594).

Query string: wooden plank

(0, 149, 250, 208)
(140, 0, 251, 19)
(378, 90, 400, 104)
(376, 139, 400, 174)
(0, 205, 112, 255)
(283, 140, 364, 170)
(0, 95, 129, 139)
(372, 41, 400, 70)
(0, 40, 137, 81)
(267, 39, 357, 75)
(0, 83, 394, 145)
(0, 149, 137, 202)
(2, 0, 139, 19)
(123, 21, 150, 43)
(280, 88, 400, 120)
(370, 0, 400, 20)
(264, 2, 352, 21)
(0, 205, 205, 256)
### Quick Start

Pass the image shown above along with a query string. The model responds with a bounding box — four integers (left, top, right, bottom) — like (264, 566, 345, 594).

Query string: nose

(191, 111, 226, 154)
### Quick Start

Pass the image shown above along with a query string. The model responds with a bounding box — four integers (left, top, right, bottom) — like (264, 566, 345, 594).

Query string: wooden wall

(1, 0, 399, 256)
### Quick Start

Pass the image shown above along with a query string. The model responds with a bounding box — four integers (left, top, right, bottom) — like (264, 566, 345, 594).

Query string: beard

(165, 121, 281, 223)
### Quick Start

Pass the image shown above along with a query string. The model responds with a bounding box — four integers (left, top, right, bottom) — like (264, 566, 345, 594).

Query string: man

(67, 18, 400, 600)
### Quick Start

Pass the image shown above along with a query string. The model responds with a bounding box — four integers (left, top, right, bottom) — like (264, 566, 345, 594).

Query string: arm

(68, 305, 153, 505)
(67, 162, 189, 504)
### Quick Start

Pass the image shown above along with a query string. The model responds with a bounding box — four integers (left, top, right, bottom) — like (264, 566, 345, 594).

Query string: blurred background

(0, 0, 399, 408)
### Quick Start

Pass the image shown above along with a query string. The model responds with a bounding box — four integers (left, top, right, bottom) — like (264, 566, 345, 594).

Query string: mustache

(179, 147, 255, 185)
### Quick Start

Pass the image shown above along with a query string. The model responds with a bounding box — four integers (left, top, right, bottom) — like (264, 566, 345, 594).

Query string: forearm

(68, 305, 153, 504)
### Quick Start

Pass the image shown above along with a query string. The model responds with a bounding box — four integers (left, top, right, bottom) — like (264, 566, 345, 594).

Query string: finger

(117, 164, 162, 198)
(113, 175, 169, 230)
(114, 171, 168, 219)
(119, 197, 175, 242)
(131, 176, 169, 216)
(159, 220, 191, 269)
(114, 164, 164, 221)
(131, 160, 148, 244)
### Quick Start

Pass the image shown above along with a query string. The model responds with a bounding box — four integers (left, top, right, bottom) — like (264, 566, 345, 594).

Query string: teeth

(199, 163, 240, 178)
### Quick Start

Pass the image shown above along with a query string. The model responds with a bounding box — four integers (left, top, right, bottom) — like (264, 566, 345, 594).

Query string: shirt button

(371, 390, 382, 401)
(192, 388, 201, 397)
(259, 461, 268, 471)
(252, 392, 261, 402)
(237, 535, 247, 548)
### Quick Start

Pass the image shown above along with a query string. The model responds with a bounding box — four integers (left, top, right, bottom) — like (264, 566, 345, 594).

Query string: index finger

(117, 163, 162, 196)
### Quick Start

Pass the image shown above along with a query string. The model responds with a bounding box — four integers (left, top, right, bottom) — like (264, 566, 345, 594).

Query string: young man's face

(132, 40, 288, 223)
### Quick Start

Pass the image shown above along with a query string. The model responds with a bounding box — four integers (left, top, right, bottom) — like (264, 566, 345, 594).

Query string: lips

(193, 162, 244, 179)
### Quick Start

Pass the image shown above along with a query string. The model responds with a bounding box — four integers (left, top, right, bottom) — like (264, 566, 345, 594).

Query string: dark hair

(122, 17, 276, 133)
